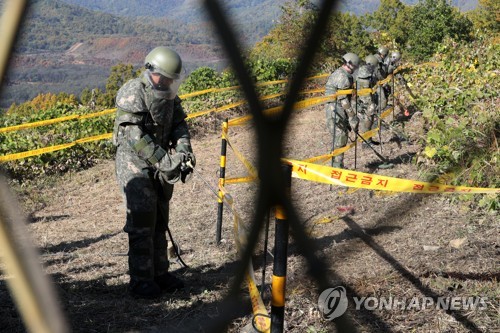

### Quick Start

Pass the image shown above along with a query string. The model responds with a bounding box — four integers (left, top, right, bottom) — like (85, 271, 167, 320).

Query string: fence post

(354, 85, 358, 170)
(216, 118, 228, 244)
(271, 163, 292, 333)
(378, 83, 383, 155)
(330, 99, 337, 191)
(392, 74, 395, 119)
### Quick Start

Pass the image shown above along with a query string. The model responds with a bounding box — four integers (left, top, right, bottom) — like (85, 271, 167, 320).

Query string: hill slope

(1, 93, 497, 332)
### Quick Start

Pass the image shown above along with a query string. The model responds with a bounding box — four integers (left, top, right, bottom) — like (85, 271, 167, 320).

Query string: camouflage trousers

(374, 85, 388, 112)
(325, 103, 349, 166)
(115, 147, 173, 281)
(357, 102, 377, 135)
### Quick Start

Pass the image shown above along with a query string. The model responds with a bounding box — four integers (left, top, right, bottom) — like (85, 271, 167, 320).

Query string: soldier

(112, 46, 196, 298)
(386, 51, 401, 76)
(325, 52, 360, 168)
(374, 46, 393, 104)
(374, 46, 389, 76)
(365, 54, 388, 113)
(354, 63, 378, 147)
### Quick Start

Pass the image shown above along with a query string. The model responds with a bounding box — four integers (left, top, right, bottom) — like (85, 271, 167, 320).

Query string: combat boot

(332, 153, 344, 169)
(155, 272, 185, 293)
(129, 279, 162, 299)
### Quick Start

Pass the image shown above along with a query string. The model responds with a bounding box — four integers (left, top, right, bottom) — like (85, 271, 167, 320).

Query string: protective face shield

(365, 55, 378, 67)
(144, 46, 184, 99)
(144, 70, 182, 100)
(357, 65, 373, 79)
(390, 51, 401, 64)
(342, 52, 360, 73)
(378, 46, 389, 58)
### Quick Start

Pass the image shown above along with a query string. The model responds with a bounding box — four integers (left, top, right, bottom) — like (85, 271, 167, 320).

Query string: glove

(185, 152, 196, 168)
(180, 160, 193, 183)
(176, 152, 195, 183)
(156, 152, 185, 173)
(155, 152, 186, 185)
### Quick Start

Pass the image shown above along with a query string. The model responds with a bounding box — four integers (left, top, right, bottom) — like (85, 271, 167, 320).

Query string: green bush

(0, 105, 115, 182)
(413, 36, 499, 209)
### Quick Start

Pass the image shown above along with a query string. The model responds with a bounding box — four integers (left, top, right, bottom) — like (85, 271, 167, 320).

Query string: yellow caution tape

(78, 108, 115, 119)
(0, 133, 113, 162)
(0, 114, 78, 133)
(246, 263, 271, 333)
(228, 94, 338, 127)
(75, 133, 112, 144)
(222, 133, 258, 180)
(305, 127, 380, 164)
(186, 100, 247, 119)
(0, 109, 115, 133)
(217, 185, 270, 332)
(179, 73, 328, 100)
(284, 159, 499, 194)
(225, 176, 257, 184)
(0, 142, 75, 162)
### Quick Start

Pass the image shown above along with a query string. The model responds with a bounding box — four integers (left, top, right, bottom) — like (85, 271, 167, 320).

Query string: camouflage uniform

(386, 51, 404, 84)
(355, 64, 377, 135)
(113, 74, 193, 284)
(325, 66, 356, 167)
(372, 53, 389, 111)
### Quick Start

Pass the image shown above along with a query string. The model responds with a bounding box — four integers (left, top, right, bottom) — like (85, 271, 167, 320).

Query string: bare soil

(1, 103, 498, 333)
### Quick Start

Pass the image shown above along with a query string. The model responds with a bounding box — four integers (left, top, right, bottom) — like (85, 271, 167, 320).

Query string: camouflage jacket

(325, 66, 354, 106)
(373, 54, 388, 81)
(355, 64, 375, 106)
(112, 77, 192, 167)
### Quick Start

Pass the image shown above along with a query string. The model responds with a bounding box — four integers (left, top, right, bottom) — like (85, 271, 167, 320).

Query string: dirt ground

(1, 101, 498, 333)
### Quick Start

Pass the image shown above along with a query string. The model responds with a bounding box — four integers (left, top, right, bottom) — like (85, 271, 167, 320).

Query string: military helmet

(357, 65, 373, 79)
(365, 55, 379, 68)
(378, 46, 389, 58)
(342, 52, 360, 68)
(144, 46, 182, 79)
(390, 51, 401, 63)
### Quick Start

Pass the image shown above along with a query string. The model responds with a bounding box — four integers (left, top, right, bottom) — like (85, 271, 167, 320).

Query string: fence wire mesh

(0, 0, 488, 332)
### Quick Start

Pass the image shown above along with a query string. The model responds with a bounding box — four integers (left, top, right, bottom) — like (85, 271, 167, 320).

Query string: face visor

(345, 61, 358, 73)
(144, 69, 182, 100)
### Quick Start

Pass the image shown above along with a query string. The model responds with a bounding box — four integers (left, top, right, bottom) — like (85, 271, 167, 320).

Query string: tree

(467, 0, 500, 35)
(251, 0, 317, 60)
(364, 0, 406, 36)
(102, 63, 138, 107)
(404, 0, 472, 61)
(251, 1, 373, 71)
(324, 12, 374, 60)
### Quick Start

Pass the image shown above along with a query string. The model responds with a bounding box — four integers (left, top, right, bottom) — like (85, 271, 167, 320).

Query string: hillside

(1, 94, 497, 332)
(0, 0, 480, 109)
(0, 0, 224, 109)
(60, 0, 479, 17)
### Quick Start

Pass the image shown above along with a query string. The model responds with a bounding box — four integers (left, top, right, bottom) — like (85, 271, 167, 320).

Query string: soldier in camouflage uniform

(113, 46, 196, 298)
(375, 46, 393, 107)
(365, 54, 388, 113)
(374, 46, 389, 75)
(325, 52, 360, 168)
(386, 50, 401, 75)
(354, 62, 378, 147)
(387, 51, 407, 88)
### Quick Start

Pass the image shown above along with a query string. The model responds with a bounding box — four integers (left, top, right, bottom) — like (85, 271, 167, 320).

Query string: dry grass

(1, 103, 498, 332)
